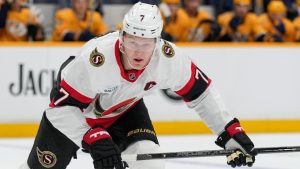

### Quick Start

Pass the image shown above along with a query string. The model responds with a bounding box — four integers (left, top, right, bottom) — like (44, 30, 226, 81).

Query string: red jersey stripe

(175, 63, 197, 96)
(60, 80, 94, 103)
(86, 100, 140, 128)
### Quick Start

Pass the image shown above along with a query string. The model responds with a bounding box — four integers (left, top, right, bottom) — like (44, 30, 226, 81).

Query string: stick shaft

(121, 146, 300, 161)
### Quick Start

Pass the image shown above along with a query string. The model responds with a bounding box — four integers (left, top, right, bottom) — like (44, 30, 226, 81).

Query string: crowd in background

(1, 0, 300, 42)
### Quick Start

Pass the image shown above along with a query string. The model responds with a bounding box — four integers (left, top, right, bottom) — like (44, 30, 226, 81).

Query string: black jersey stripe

(176, 63, 211, 102)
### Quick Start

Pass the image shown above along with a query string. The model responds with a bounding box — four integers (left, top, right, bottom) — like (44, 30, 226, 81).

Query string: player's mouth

(134, 58, 143, 63)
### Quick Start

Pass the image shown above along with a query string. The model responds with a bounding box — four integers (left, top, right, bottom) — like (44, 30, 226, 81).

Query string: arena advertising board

(1, 45, 300, 123)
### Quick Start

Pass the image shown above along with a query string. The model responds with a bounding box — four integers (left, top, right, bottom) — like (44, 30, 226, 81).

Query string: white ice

(1, 133, 300, 169)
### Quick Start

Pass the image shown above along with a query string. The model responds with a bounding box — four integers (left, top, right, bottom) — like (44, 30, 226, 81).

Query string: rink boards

(0, 42, 300, 137)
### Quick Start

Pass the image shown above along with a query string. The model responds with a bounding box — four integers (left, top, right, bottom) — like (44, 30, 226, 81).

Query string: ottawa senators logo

(36, 147, 57, 168)
(89, 48, 105, 67)
(162, 41, 175, 58)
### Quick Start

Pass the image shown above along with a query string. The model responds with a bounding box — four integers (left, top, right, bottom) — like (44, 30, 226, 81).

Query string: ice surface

(1, 133, 299, 169)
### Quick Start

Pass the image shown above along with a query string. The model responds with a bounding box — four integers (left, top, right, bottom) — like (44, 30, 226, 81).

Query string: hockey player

(217, 0, 266, 42)
(0, 0, 45, 41)
(159, 0, 186, 42)
(20, 1, 257, 169)
(293, 3, 300, 42)
(0, 0, 10, 32)
(178, 0, 215, 42)
(52, 0, 108, 41)
(258, 0, 295, 42)
(160, 0, 220, 42)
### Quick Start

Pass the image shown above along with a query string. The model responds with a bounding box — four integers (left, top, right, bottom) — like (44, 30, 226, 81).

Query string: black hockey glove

(229, 16, 244, 31)
(79, 30, 95, 41)
(215, 118, 257, 168)
(274, 22, 286, 35)
(82, 126, 127, 169)
(256, 34, 284, 42)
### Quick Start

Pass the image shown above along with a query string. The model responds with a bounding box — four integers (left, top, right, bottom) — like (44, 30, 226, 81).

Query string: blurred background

(2, 0, 300, 42)
(1, 1, 300, 169)
(0, 0, 300, 137)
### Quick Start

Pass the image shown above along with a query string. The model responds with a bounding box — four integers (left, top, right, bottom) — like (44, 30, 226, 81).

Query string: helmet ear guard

(122, 2, 163, 39)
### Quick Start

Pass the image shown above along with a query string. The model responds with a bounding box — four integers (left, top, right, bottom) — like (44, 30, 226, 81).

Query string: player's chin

(132, 61, 146, 69)
(133, 64, 145, 70)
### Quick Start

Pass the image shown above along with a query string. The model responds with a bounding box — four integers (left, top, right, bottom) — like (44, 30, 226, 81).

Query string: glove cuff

(83, 127, 112, 145)
(215, 118, 244, 148)
(215, 130, 231, 148)
(225, 118, 245, 137)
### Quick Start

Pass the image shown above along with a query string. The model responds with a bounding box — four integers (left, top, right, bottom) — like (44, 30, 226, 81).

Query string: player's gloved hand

(27, 24, 38, 38)
(229, 16, 243, 31)
(256, 34, 283, 42)
(79, 30, 95, 41)
(82, 126, 127, 169)
(274, 22, 285, 34)
(215, 118, 257, 167)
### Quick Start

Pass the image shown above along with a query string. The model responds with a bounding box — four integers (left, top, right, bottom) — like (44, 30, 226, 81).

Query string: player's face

(185, 0, 201, 12)
(269, 13, 285, 22)
(167, 3, 180, 17)
(234, 4, 250, 17)
(72, 0, 89, 15)
(122, 34, 156, 70)
(11, 0, 22, 9)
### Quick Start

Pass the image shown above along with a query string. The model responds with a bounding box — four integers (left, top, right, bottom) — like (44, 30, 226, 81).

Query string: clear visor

(122, 33, 157, 52)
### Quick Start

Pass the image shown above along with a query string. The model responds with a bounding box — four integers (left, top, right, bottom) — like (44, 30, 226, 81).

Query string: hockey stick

(121, 146, 300, 161)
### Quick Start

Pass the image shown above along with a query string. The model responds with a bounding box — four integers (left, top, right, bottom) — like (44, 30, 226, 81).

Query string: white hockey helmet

(122, 2, 163, 38)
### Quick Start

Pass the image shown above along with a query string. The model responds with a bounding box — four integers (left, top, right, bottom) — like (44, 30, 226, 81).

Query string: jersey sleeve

(175, 62, 212, 101)
(248, 14, 266, 38)
(217, 12, 232, 38)
(52, 9, 72, 41)
(166, 42, 233, 134)
(49, 41, 98, 109)
(92, 12, 108, 36)
(293, 17, 300, 41)
(165, 42, 211, 101)
(283, 19, 295, 42)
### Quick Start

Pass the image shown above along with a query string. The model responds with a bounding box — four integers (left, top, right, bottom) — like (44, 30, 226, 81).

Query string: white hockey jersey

(49, 31, 232, 134)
